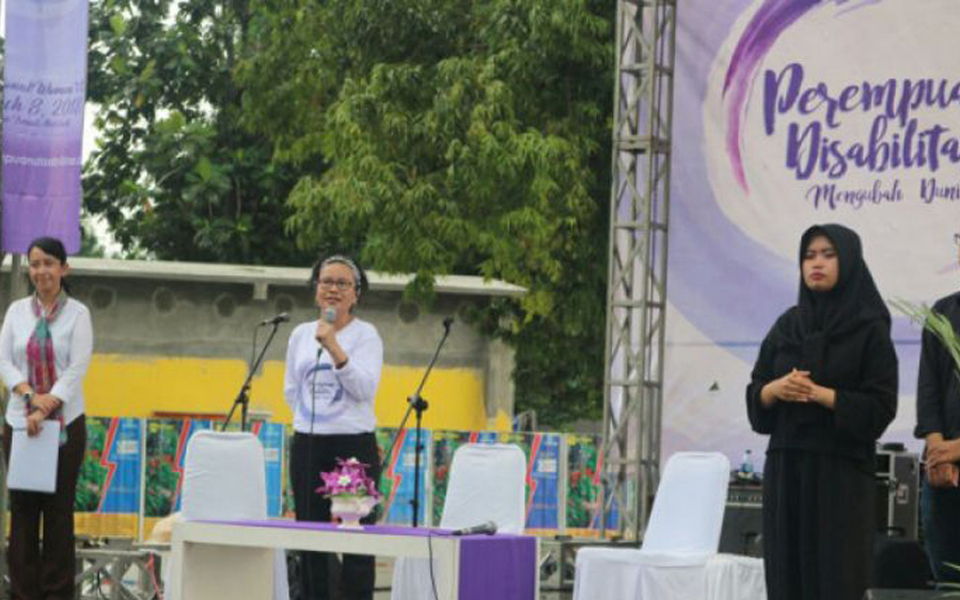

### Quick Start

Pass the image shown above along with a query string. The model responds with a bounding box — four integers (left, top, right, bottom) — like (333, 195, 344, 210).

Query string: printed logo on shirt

(297, 362, 348, 423)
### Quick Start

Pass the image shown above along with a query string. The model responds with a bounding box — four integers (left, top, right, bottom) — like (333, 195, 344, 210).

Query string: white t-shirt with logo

(283, 317, 383, 434)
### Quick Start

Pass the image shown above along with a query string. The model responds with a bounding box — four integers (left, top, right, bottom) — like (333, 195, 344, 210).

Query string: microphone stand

(381, 317, 453, 527)
(222, 321, 284, 432)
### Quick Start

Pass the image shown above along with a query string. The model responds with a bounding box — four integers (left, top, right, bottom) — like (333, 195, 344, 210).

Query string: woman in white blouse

(285, 254, 384, 600)
(0, 237, 93, 600)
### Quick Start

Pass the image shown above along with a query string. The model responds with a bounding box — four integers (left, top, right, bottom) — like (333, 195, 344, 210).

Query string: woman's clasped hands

(761, 368, 836, 408)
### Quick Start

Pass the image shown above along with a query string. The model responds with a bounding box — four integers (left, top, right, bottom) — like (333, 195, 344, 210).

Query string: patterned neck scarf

(26, 291, 68, 444)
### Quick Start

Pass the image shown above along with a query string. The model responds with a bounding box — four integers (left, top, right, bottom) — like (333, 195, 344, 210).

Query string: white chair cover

(704, 555, 766, 600)
(573, 548, 645, 599)
(573, 452, 765, 600)
(180, 431, 268, 520)
(573, 551, 765, 600)
(167, 431, 289, 600)
(438, 443, 527, 533)
(390, 443, 527, 599)
(641, 452, 730, 560)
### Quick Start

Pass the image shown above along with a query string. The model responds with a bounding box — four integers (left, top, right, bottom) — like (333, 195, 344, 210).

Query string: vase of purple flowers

(316, 457, 381, 529)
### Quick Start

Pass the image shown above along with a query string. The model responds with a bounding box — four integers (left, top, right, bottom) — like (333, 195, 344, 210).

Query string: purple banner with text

(2, 0, 88, 253)
(665, 0, 959, 469)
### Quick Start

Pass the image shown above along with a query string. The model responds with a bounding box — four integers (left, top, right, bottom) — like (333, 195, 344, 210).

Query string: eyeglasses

(318, 278, 355, 291)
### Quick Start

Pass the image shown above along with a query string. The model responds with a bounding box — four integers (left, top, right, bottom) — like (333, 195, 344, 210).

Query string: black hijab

(778, 224, 890, 379)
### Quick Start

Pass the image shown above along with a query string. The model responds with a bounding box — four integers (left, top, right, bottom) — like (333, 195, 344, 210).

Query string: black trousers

(3, 415, 86, 600)
(921, 477, 960, 584)
(290, 431, 381, 600)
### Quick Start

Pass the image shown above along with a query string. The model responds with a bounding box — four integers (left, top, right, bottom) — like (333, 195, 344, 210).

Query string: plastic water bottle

(740, 449, 754, 479)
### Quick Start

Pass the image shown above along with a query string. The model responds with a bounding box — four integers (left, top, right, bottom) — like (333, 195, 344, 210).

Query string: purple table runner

(203, 519, 536, 600)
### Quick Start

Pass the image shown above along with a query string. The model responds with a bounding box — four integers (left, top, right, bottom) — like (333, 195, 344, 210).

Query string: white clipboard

(7, 418, 60, 493)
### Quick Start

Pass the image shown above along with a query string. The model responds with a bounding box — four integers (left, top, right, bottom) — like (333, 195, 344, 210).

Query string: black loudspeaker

(862, 590, 939, 599)
(719, 483, 763, 557)
(873, 536, 931, 589)
(875, 449, 920, 540)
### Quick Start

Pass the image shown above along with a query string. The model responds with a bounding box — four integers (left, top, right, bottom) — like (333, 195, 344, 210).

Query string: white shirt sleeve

(335, 325, 383, 405)
(49, 304, 93, 405)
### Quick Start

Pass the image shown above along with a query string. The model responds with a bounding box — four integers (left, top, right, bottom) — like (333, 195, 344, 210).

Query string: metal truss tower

(600, 0, 677, 541)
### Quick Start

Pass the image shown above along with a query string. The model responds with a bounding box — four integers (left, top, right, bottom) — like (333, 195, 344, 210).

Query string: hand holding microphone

(316, 307, 337, 344)
(316, 307, 350, 369)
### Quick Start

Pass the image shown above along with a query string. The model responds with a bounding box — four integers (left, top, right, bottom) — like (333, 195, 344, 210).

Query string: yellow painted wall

(75, 513, 139, 539)
(85, 354, 496, 431)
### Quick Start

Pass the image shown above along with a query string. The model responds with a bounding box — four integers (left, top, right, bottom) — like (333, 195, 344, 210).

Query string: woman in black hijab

(746, 224, 898, 600)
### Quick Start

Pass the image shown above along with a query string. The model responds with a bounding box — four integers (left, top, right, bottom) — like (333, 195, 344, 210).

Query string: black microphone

(443, 316, 454, 330)
(451, 521, 497, 536)
(260, 313, 290, 326)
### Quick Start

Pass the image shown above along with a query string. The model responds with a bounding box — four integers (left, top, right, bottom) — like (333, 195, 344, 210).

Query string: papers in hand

(7, 418, 60, 493)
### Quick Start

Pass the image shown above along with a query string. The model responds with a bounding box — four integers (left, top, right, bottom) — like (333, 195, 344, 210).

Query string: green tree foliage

(240, 0, 614, 426)
(85, 0, 613, 427)
(79, 220, 109, 258)
(84, 0, 313, 264)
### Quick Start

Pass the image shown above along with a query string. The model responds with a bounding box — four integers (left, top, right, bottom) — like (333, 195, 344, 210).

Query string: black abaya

(746, 224, 898, 600)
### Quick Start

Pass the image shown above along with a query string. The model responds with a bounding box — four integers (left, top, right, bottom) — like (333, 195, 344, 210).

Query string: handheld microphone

(443, 316, 454, 330)
(259, 312, 290, 326)
(451, 521, 497, 536)
(316, 308, 338, 360)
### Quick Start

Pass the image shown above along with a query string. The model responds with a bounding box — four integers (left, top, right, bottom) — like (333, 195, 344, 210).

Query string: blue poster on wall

(525, 433, 561, 531)
(566, 434, 618, 534)
(78, 417, 142, 513)
(253, 421, 285, 517)
(378, 427, 430, 526)
(100, 418, 143, 512)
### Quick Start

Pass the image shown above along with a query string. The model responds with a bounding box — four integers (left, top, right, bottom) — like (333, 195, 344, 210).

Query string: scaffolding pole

(600, 0, 677, 541)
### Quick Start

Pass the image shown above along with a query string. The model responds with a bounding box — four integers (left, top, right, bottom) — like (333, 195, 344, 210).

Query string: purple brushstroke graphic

(721, 0, 882, 192)
(722, 0, 820, 192)
(671, 3, 795, 356)
(836, 0, 883, 16)
(2, 0, 89, 254)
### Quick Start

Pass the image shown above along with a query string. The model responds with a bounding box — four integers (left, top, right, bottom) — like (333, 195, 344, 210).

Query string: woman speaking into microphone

(284, 254, 384, 600)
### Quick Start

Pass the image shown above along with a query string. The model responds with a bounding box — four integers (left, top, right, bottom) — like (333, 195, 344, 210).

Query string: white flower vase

(330, 495, 377, 529)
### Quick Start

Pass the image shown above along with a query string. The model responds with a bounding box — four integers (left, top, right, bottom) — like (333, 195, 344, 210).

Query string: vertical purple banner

(2, 0, 88, 253)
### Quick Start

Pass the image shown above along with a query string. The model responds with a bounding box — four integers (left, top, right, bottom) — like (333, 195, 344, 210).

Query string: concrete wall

(1, 258, 524, 431)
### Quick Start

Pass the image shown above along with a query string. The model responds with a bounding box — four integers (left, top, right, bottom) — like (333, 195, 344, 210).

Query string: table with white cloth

(170, 519, 538, 600)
